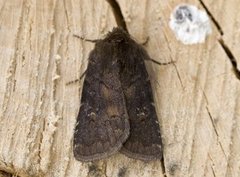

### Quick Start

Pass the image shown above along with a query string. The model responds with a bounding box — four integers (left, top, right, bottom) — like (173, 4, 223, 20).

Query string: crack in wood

(206, 106, 219, 136)
(198, 0, 223, 35)
(162, 32, 184, 89)
(161, 156, 167, 177)
(105, 0, 128, 33)
(218, 38, 240, 80)
(198, 0, 240, 80)
(211, 166, 217, 177)
(206, 106, 227, 159)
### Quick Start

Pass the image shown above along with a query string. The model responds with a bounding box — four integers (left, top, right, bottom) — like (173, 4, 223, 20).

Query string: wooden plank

(0, 0, 239, 177)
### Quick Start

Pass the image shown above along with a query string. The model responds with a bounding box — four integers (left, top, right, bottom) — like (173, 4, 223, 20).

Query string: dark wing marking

(73, 49, 130, 162)
(120, 45, 162, 161)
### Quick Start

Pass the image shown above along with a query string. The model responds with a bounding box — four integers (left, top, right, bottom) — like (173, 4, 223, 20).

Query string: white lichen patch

(169, 4, 212, 44)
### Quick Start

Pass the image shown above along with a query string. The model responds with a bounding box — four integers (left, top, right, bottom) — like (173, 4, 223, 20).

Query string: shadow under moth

(73, 27, 162, 162)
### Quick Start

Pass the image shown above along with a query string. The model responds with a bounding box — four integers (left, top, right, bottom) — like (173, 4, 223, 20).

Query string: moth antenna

(73, 34, 99, 43)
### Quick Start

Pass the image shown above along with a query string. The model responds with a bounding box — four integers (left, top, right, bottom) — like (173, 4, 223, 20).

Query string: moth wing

(73, 59, 130, 162)
(120, 50, 162, 161)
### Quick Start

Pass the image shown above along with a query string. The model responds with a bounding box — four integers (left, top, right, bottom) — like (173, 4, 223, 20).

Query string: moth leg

(146, 58, 175, 66)
(66, 70, 87, 85)
(67, 34, 95, 86)
(141, 38, 174, 65)
(140, 36, 149, 46)
(73, 34, 99, 43)
(80, 70, 87, 80)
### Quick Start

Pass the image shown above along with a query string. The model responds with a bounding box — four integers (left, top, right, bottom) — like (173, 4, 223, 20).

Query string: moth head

(104, 27, 131, 43)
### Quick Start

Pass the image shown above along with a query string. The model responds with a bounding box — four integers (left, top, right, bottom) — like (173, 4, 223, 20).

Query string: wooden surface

(0, 0, 239, 177)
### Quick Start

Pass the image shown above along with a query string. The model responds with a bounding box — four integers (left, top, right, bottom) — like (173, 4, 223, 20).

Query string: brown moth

(73, 28, 162, 161)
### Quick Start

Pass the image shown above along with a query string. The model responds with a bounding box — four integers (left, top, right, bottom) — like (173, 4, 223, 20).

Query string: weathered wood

(0, 0, 239, 177)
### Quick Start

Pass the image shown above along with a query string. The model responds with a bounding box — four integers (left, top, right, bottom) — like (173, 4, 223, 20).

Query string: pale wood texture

(0, 0, 239, 177)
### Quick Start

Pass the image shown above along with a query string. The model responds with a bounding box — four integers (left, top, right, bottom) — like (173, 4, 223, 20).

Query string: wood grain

(0, 0, 239, 177)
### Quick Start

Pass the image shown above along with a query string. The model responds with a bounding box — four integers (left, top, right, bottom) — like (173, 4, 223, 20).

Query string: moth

(73, 27, 162, 162)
